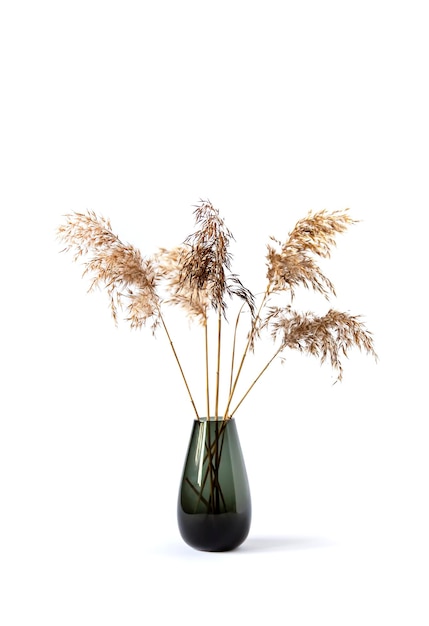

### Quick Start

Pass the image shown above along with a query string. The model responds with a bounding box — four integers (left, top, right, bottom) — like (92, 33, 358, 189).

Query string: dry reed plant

(57, 201, 377, 420)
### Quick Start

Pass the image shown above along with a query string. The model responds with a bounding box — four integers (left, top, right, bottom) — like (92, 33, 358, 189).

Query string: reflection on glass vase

(177, 417, 251, 552)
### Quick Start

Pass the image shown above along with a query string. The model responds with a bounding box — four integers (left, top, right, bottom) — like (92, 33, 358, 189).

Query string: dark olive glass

(178, 417, 251, 552)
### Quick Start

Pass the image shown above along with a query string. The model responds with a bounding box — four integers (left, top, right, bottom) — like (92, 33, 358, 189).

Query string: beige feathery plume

(57, 210, 160, 330)
(180, 200, 255, 316)
(156, 245, 210, 324)
(269, 306, 377, 381)
(266, 209, 355, 299)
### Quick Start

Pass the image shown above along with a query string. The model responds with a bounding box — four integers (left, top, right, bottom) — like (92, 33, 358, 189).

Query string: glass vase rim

(195, 416, 235, 423)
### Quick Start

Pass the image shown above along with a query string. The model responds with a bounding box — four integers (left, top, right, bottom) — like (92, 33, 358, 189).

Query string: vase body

(178, 417, 251, 552)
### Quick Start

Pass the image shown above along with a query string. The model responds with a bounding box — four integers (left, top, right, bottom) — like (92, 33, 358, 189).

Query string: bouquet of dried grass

(57, 200, 377, 420)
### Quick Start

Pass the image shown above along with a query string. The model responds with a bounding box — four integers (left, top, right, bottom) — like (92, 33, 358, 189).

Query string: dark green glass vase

(178, 417, 251, 552)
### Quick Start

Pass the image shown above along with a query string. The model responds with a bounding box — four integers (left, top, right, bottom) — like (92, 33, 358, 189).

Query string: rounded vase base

(178, 511, 251, 552)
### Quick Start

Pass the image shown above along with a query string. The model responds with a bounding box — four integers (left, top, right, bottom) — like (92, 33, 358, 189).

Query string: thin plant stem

(159, 312, 200, 419)
(204, 319, 210, 421)
(214, 421, 220, 509)
(229, 302, 247, 396)
(187, 478, 210, 510)
(196, 422, 228, 513)
(206, 421, 214, 508)
(224, 288, 270, 419)
(230, 345, 284, 418)
(215, 309, 222, 420)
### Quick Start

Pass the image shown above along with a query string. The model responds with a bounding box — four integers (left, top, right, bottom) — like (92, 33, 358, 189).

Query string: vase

(177, 417, 251, 552)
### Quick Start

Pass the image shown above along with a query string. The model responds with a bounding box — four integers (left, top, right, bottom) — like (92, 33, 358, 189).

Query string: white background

(1, 1, 428, 624)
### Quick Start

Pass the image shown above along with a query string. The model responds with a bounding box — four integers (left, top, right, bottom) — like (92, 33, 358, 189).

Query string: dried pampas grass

(57, 200, 377, 420)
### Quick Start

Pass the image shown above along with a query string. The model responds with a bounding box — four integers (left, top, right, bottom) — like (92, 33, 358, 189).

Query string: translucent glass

(177, 417, 251, 551)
